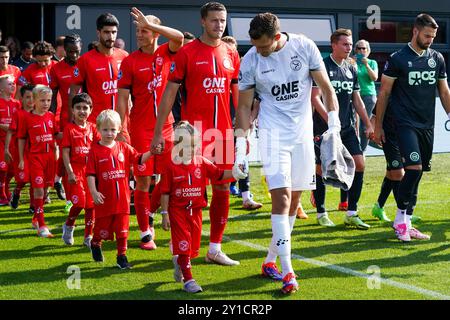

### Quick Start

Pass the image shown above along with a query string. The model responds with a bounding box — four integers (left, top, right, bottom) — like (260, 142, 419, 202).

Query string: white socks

(270, 214, 293, 277)
(347, 210, 357, 217)
(209, 242, 221, 254)
(242, 191, 250, 202)
(394, 208, 407, 226)
(265, 214, 296, 265)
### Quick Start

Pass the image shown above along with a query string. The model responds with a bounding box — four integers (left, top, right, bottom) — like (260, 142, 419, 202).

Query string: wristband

(327, 110, 340, 127)
(235, 137, 247, 157)
(160, 210, 168, 215)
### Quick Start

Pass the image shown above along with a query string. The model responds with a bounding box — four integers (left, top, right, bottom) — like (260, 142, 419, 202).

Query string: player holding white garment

(235, 12, 340, 294)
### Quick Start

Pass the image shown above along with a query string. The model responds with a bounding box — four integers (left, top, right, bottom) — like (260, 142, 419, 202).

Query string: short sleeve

(17, 112, 28, 139)
(72, 55, 86, 86)
(383, 53, 400, 79)
(306, 37, 324, 71)
(9, 110, 19, 132)
(231, 49, 240, 83)
(118, 55, 133, 90)
(352, 66, 360, 91)
(370, 59, 378, 74)
(61, 125, 71, 149)
(168, 48, 188, 84)
(202, 157, 224, 180)
(49, 66, 59, 90)
(437, 52, 447, 79)
(238, 52, 256, 91)
(86, 148, 97, 176)
(125, 142, 142, 164)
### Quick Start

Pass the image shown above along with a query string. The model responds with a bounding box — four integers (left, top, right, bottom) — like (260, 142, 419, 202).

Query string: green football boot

(344, 215, 370, 230)
(372, 203, 391, 222)
(317, 214, 336, 227)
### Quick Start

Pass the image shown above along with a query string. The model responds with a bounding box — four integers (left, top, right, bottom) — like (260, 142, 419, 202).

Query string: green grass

(1, 154, 449, 300)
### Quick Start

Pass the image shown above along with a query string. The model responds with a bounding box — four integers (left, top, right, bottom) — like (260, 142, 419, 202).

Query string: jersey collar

(330, 54, 345, 67)
(407, 42, 428, 57)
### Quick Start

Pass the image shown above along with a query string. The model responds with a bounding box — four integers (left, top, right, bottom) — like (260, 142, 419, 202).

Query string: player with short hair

(17, 85, 58, 237)
(235, 12, 340, 294)
(13, 41, 34, 72)
(0, 75, 20, 205)
(160, 121, 244, 292)
(311, 28, 373, 229)
(117, 7, 183, 250)
(151, 2, 241, 266)
(53, 36, 66, 62)
(61, 93, 99, 247)
(0, 46, 21, 98)
(5, 84, 35, 209)
(70, 13, 128, 124)
(374, 13, 450, 242)
(86, 109, 153, 269)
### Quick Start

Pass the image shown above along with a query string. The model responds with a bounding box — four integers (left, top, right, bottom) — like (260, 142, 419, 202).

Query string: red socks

(177, 254, 193, 282)
(209, 189, 230, 244)
(150, 183, 161, 213)
(33, 198, 46, 228)
(0, 171, 7, 200)
(66, 206, 82, 227)
(84, 208, 94, 238)
(134, 190, 150, 233)
(117, 237, 127, 256)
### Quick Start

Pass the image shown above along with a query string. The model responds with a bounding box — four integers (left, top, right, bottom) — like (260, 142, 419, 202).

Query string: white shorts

(259, 138, 316, 191)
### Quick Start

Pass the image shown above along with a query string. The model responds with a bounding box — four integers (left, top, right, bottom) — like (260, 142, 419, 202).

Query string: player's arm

(152, 81, 180, 152)
(231, 83, 239, 112)
(311, 87, 329, 122)
(352, 91, 373, 138)
(62, 147, 77, 184)
(373, 75, 395, 144)
(117, 88, 130, 142)
(160, 194, 170, 231)
(18, 138, 26, 170)
(0, 123, 9, 132)
(311, 69, 340, 132)
(87, 175, 105, 205)
(68, 84, 82, 122)
(437, 79, 450, 116)
(140, 150, 153, 164)
(131, 7, 184, 53)
(4, 130, 13, 163)
(235, 88, 255, 135)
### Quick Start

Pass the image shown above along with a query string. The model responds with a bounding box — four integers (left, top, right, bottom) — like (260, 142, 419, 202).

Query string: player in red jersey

(152, 2, 240, 266)
(160, 121, 244, 292)
(5, 84, 35, 210)
(0, 46, 21, 98)
(61, 93, 99, 247)
(51, 34, 84, 211)
(118, 7, 183, 250)
(70, 13, 128, 124)
(87, 110, 153, 269)
(0, 75, 20, 205)
(18, 85, 59, 238)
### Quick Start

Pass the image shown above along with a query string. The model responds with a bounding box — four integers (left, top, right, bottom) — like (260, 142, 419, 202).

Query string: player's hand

(162, 214, 170, 231)
(233, 137, 249, 180)
(116, 131, 129, 143)
(364, 122, 374, 140)
(18, 160, 24, 171)
(373, 127, 385, 146)
(68, 172, 77, 184)
(130, 7, 149, 28)
(151, 133, 165, 155)
(92, 191, 105, 205)
(4, 149, 12, 164)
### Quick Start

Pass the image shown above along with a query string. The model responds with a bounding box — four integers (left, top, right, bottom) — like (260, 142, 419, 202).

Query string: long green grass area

(0, 154, 449, 300)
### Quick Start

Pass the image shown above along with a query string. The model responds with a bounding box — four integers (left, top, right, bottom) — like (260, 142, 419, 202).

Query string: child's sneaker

(183, 279, 203, 293)
(344, 215, 370, 230)
(37, 227, 54, 238)
(62, 223, 75, 245)
(172, 255, 183, 282)
(409, 227, 430, 240)
(281, 272, 299, 294)
(261, 262, 283, 281)
(205, 251, 240, 266)
(83, 235, 93, 248)
(64, 201, 73, 214)
(393, 223, 411, 242)
(140, 234, 157, 250)
(116, 255, 132, 269)
(31, 217, 39, 230)
(91, 245, 104, 262)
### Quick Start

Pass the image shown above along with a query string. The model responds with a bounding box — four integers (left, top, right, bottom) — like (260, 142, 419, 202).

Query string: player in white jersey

(234, 13, 340, 294)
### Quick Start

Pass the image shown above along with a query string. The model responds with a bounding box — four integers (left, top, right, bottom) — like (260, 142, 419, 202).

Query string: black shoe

(117, 255, 132, 269)
(91, 245, 104, 262)
(28, 207, 35, 214)
(54, 181, 66, 200)
(10, 193, 20, 209)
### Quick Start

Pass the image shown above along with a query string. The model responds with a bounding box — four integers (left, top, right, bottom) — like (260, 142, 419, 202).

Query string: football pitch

(0, 154, 449, 300)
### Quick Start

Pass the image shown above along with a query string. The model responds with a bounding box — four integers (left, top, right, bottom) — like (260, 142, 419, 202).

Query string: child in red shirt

(18, 85, 59, 237)
(86, 109, 152, 269)
(0, 74, 20, 205)
(5, 84, 35, 209)
(61, 93, 99, 247)
(159, 121, 245, 293)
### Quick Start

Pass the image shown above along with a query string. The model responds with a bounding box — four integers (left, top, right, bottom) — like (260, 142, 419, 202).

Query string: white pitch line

(206, 232, 450, 300)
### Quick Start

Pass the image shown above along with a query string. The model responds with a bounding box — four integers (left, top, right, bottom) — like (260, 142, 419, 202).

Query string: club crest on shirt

(290, 59, 302, 71)
(118, 70, 122, 80)
(73, 68, 79, 77)
(223, 58, 233, 70)
(102, 172, 108, 180)
(175, 189, 182, 197)
(194, 168, 202, 179)
(156, 57, 163, 66)
(170, 62, 176, 73)
(117, 152, 124, 162)
(428, 58, 436, 68)
(48, 120, 53, 128)
(345, 69, 353, 79)
(179, 240, 189, 251)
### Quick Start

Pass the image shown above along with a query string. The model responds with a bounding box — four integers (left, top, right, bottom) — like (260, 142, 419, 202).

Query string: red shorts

(169, 207, 202, 258)
(202, 138, 234, 184)
(29, 152, 56, 188)
(0, 140, 13, 174)
(67, 169, 94, 209)
(131, 130, 173, 177)
(93, 213, 129, 241)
